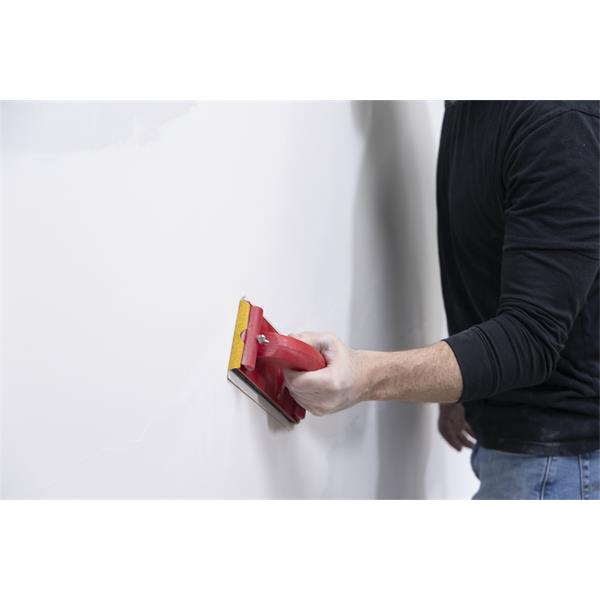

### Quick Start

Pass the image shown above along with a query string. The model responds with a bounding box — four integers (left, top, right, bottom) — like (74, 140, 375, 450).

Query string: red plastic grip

(241, 305, 263, 371)
(256, 332, 326, 372)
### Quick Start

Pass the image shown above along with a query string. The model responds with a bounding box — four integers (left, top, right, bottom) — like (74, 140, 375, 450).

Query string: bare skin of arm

(284, 332, 475, 450)
(359, 341, 463, 404)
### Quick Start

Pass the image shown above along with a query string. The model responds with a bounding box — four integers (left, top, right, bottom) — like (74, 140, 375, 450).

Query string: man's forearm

(284, 334, 463, 416)
(356, 341, 463, 404)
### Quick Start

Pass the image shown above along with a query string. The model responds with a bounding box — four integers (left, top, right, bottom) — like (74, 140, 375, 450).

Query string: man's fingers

(465, 423, 477, 438)
(283, 367, 307, 390)
(448, 435, 463, 451)
(288, 331, 325, 346)
(288, 331, 337, 360)
(290, 393, 310, 412)
(440, 427, 463, 451)
(458, 431, 475, 449)
(284, 367, 331, 392)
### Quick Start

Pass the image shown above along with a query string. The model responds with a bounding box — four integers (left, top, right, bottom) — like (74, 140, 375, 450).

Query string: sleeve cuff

(444, 327, 494, 403)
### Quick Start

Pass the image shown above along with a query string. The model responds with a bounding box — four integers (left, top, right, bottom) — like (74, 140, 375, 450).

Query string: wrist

(352, 349, 379, 401)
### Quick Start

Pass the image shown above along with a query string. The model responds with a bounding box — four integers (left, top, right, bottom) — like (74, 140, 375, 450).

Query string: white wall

(0, 101, 477, 498)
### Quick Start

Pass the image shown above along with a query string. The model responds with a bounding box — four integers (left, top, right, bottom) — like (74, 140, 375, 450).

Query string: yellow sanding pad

(228, 299, 251, 370)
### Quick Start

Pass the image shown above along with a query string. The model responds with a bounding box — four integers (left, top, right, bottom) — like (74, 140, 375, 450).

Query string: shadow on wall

(350, 101, 445, 499)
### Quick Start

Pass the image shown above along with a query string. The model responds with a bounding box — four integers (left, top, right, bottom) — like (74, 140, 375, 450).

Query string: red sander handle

(256, 332, 327, 371)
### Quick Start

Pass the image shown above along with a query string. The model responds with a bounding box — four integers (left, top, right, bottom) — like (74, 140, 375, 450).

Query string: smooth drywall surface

(0, 101, 478, 498)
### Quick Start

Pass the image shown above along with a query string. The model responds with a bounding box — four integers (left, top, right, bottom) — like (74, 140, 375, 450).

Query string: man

(285, 101, 599, 500)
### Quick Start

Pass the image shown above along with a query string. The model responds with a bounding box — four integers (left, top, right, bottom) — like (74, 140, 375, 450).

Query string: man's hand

(284, 333, 463, 416)
(438, 403, 476, 451)
(283, 332, 368, 416)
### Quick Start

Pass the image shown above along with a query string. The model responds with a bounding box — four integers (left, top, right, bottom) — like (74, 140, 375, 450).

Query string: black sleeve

(445, 109, 599, 402)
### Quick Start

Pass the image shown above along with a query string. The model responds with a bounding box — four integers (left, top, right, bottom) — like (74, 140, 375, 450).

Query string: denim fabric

(470, 442, 600, 500)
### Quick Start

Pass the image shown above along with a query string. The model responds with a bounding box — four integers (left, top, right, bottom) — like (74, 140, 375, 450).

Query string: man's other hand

(283, 332, 367, 416)
(438, 403, 476, 451)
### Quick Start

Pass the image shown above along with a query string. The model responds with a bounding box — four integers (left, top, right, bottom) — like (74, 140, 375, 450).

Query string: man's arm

(286, 108, 599, 419)
(284, 333, 462, 416)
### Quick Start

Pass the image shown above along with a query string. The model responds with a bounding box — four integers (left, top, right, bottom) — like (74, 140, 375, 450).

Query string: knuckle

(328, 378, 341, 393)
(326, 382, 338, 394)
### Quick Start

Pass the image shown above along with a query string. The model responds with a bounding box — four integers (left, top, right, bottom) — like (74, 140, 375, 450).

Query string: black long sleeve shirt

(437, 101, 599, 456)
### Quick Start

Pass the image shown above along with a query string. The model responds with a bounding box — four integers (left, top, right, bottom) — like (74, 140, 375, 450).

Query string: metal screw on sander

(256, 334, 270, 344)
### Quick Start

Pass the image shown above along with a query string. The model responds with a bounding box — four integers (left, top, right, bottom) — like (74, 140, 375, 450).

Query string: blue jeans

(470, 442, 600, 500)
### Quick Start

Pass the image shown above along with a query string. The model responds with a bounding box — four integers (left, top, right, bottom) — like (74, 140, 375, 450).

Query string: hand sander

(227, 298, 326, 426)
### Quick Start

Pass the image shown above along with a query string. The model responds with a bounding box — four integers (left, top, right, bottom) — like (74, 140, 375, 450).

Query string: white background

(1, 101, 477, 498)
